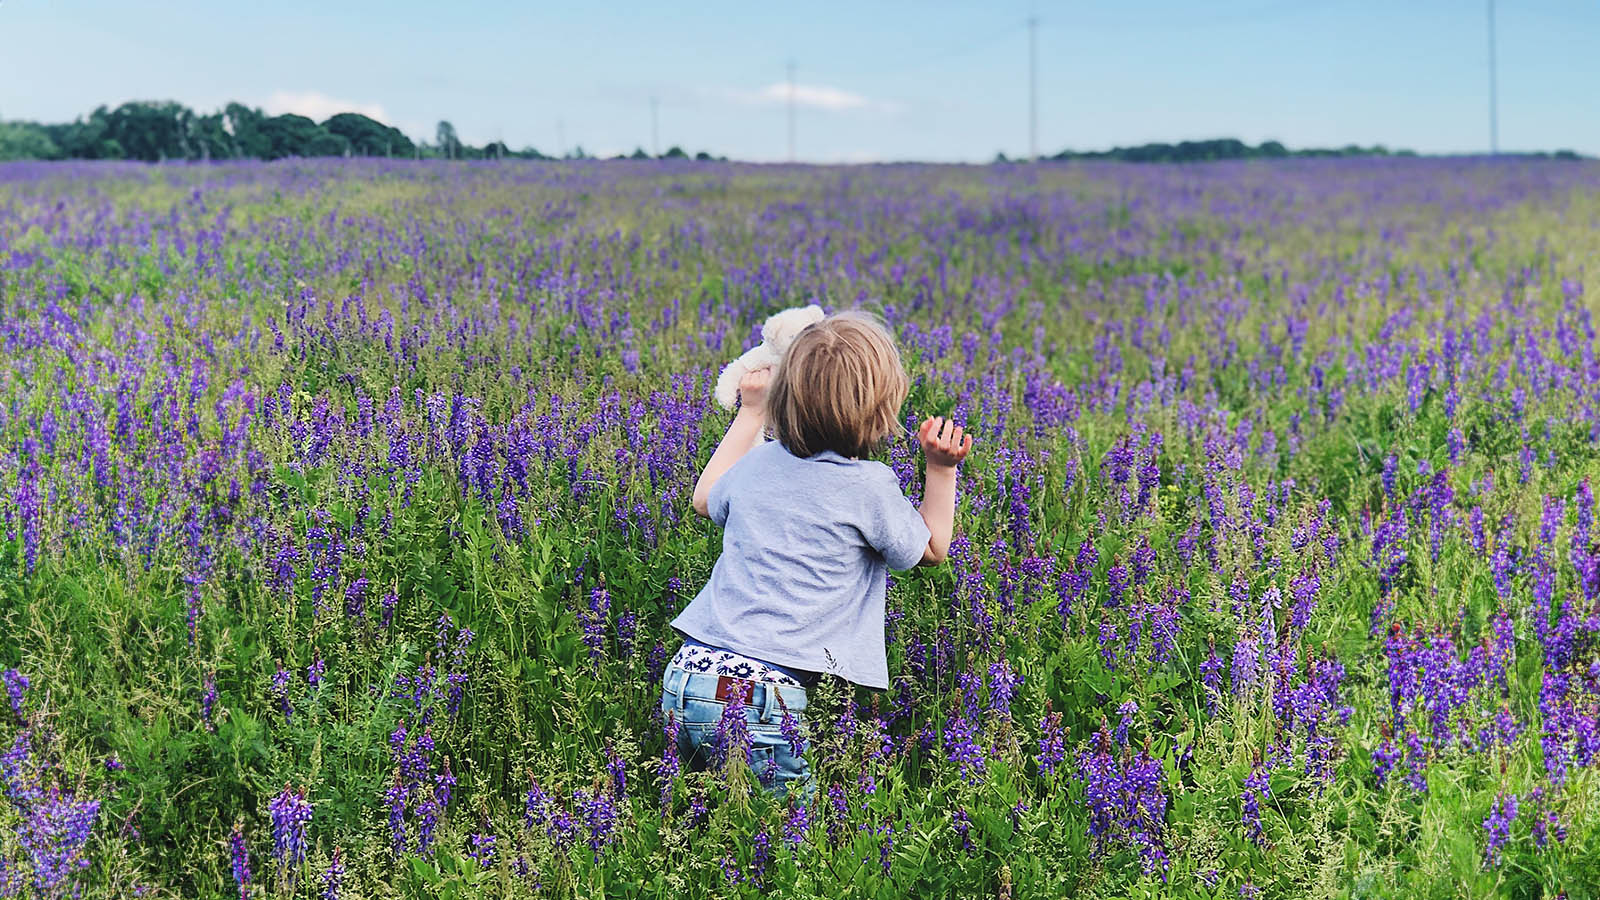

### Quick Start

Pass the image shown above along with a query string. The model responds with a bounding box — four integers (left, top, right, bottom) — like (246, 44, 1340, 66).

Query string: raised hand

(916, 416, 973, 469)
(738, 366, 773, 416)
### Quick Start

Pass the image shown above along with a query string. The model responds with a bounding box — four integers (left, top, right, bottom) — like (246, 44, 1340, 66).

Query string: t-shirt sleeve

(707, 463, 736, 527)
(862, 465, 931, 570)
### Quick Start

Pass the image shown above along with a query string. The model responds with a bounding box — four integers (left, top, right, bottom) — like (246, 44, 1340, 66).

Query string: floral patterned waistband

(668, 639, 806, 688)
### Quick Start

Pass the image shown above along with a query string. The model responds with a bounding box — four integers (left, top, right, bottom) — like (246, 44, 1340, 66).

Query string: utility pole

(1487, 0, 1498, 155)
(1028, 15, 1039, 161)
(651, 96, 660, 157)
(787, 59, 797, 163)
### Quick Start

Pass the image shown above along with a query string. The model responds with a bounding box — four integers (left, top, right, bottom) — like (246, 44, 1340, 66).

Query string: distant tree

(435, 121, 461, 159)
(255, 114, 347, 159)
(515, 146, 548, 160)
(693, 150, 712, 161)
(188, 112, 235, 161)
(481, 140, 509, 159)
(100, 101, 194, 161)
(324, 113, 414, 157)
(629, 147, 649, 160)
(662, 145, 687, 159)
(0, 121, 61, 160)
(43, 110, 110, 159)
(224, 103, 271, 158)
(1048, 137, 1425, 164)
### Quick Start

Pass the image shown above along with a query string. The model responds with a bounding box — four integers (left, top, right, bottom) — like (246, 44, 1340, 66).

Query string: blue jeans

(660, 664, 813, 803)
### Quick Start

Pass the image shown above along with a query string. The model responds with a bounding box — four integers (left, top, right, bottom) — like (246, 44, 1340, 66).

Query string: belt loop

(761, 681, 779, 723)
(668, 668, 688, 713)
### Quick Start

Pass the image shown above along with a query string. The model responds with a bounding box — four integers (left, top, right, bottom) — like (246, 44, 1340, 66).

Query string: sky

(1, 0, 1596, 162)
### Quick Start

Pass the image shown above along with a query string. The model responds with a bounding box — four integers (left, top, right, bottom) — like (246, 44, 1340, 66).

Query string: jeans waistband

(662, 665, 809, 719)
(674, 638, 814, 687)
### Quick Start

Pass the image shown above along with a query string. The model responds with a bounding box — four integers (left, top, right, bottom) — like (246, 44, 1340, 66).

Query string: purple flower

(230, 823, 251, 899)
(1231, 628, 1260, 698)
(660, 714, 681, 814)
(1241, 764, 1270, 846)
(1114, 700, 1137, 747)
(3, 669, 29, 720)
(749, 826, 774, 883)
(1106, 564, 1129, 608)
(616, 610, 638, 660)
(1200, 644, 1225, 714)
(988, 658, 1022, 716)
(321, 847, 344, 900)
(1482, 792, 1517, 866)
(580, 585, 611, 669)
(384, 772, 408, 858)
(344, 578, 368, 621)
(825, 782, 849, 846)
(1076, 726, 1169, 874)
(14, 786, 101, 897)
(574, 787, 618, 860)
(709, 694, 752, 773)
(467, 825, 497, 868)
(524, 778, 552, 831)
(267, 784, 312, 871)
(270, 667, 292, 724)
(1528, 787, 1567, 849)
(1035, 710, 1066, 775)
(201, 673, 218, 732)
(952, 808, 976, 854)
(605, 742, 627, 800)
(943, 716, 986, 784)
(783, 802, 809, 851)
(780, 706, 806, 758)
(687, 790, 709, 830)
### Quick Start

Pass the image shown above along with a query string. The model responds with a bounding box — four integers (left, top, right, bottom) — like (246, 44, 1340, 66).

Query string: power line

(1487, 0, 1499, 155)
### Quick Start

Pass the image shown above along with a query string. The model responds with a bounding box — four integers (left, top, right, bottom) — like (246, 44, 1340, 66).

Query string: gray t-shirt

(671, 441, 931, 689)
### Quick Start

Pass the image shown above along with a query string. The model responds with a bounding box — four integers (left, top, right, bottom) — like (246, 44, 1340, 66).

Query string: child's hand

(737, 367, 773, 416)
(917, 417, 973, 469)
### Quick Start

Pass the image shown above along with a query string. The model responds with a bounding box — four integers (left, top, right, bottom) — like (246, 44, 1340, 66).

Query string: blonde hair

(767, 311, 909, 459)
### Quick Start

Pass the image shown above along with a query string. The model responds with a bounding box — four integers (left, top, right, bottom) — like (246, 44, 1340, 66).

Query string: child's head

(767, 311, 908, 459)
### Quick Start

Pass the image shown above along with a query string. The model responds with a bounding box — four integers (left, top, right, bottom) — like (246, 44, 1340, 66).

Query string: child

(660, 311, 973, 799)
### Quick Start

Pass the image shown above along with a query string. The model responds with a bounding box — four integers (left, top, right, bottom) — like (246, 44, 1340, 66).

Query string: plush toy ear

(760, 309, 784, 345)
(762, 304, 826, 346)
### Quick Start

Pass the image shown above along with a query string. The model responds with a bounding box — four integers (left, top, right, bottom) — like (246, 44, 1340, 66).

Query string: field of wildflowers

(0, 157, 1598, 899)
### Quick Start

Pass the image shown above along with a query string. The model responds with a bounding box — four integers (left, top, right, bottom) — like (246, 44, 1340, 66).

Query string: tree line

(3, 102, 1586, 165)
(0, 100, 724, 163)
(1020, 137, 1584, 163)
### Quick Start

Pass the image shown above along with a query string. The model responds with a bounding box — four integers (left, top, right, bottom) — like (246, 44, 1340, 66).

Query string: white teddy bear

(713, 303, 826, 410)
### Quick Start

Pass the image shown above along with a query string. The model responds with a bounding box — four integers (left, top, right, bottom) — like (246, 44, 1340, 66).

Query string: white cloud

(727, 83, 900, 114)
(264, 90, 390, 124)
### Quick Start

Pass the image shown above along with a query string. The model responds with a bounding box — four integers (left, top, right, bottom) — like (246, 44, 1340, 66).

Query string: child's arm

(915, 416, 973, 565)
(692, 368, 772, 519)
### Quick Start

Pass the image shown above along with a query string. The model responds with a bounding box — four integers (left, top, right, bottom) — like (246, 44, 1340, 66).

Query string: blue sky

(2, 0, 1595, 161)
